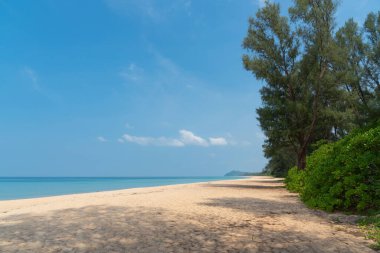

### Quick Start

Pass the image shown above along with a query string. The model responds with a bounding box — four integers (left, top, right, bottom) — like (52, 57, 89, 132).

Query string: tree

(335, 13, 380, 125)
(363, 12, 380, 121)
(262, 146, 296, 177)
(243, 0, 353, 171)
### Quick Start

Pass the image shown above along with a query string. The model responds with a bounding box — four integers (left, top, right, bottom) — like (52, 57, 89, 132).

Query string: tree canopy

(243, 1, 380, 175)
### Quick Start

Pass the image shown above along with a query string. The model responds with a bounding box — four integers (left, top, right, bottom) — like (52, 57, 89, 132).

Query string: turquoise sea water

(0, 177, 240, 200)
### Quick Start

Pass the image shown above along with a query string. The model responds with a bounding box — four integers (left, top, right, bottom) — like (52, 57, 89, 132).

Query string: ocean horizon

(0, 176, 242, 201)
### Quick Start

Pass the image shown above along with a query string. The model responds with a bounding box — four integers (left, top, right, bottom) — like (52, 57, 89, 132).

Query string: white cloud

(219, 132, 252, 146)
(120, 129, 229, 147)
(123, 134, 154, 145)
(97, 136, 108, 142)
(156, 137, 184, 147)
(209, 137, 228, 146)
(179, 129, 208, 146)
(122, 134, 184, 147)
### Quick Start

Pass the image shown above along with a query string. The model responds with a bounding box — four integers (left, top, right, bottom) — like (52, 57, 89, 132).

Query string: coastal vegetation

(285, 124, 380, 247)
(243, 0, 379, 176)
(243, 0, 379, 246)
(285, 124, 379, 213)
(359, 215, 380, 250)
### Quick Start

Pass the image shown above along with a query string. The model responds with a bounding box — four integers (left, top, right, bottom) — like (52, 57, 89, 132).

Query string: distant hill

(224, 170, 262, 176)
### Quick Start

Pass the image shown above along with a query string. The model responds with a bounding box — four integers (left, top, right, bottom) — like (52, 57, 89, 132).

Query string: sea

(0, 177, 240, 200)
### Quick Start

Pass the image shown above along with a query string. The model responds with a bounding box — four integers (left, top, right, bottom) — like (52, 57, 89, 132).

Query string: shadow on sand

(200, 196, 301, 216)
(204, 183, 285, 190)
(0, 205, 236, 253)
(249, 179, 285, 183)
(0, 199, 374, 253)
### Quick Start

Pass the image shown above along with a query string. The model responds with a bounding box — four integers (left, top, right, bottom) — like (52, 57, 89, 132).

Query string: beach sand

(0, 176, 375, 253)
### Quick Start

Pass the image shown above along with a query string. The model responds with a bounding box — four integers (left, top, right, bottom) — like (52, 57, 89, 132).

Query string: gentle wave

(0, 177, 241, 200)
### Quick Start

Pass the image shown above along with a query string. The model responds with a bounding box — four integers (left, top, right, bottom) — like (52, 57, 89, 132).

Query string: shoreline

(0, 176, 248, 203)
(0, 177, 251, 216)
(0, 176, 246, 202)
(0, 176, 375, 252)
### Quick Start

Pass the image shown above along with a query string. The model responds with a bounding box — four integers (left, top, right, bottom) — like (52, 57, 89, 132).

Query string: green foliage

(335, 12, 380, 125)
(289, 125, 380, 213)
(263, 146, 297, 177)
(285, 166, 306, 193)
(363, 12, 380, 123)
(359, 215, 380, 250)
(243, 0, 356, 172)
(245, 2, 380, 177)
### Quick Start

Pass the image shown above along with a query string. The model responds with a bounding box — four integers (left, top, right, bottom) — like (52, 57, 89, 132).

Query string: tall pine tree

(243, 0, 353, 171)
(336, 12, 380, 125)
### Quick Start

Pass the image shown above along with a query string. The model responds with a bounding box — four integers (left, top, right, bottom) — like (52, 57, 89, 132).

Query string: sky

(0, 0, 378, 177)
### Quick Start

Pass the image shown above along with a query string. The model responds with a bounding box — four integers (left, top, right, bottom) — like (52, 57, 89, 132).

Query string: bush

(285, 166, 306, 193)
(286, 124, 380, 213)
(359, 215, 380, 250)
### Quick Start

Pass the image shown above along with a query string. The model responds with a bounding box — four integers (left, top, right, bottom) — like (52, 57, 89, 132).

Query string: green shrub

(359, 215, 380, 250)
(300, 125, 380, 212)
(285, 166, 306, 193)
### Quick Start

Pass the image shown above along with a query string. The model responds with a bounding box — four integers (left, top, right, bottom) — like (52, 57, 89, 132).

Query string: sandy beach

(0, 177, 375, 253)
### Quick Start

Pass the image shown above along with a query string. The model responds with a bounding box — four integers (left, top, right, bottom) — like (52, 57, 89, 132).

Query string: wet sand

(0, 177, 375, 252)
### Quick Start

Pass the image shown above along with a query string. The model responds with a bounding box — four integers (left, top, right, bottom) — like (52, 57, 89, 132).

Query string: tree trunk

(297, 147, 307, 170)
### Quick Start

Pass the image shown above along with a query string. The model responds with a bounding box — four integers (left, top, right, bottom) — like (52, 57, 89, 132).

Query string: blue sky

(0, 0, 378, 176)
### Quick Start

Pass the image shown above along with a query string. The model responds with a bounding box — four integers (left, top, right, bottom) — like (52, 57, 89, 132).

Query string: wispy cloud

(105, 0, 160, 20)
(104, 0, 192, 22)
(22, 66, 41, 91)
(221, 132, 251, 147)
(21, 66, 60, 102)
(179, 129, 208, 146)
(255, 0, 267, 8)
(120, 63, 144, 83)
(255, 131, 266, 140)
(120, 49, 203, 93)
(118, 50, 203, 96)
(209, 137, 228, 146)
(125, 122, 134, 129)
(97, 136, 108, 142)
(183, 0, 192, 16)
(122, 134, 185, 147)
(120, 129, 228, 147)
